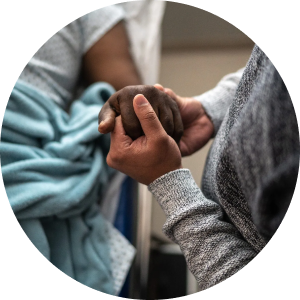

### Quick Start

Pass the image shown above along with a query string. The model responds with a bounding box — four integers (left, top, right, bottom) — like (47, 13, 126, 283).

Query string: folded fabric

(0, 80, 129, 295)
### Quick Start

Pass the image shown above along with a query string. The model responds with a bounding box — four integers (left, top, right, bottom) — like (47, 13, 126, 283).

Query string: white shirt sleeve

(119, 0, 166, 84)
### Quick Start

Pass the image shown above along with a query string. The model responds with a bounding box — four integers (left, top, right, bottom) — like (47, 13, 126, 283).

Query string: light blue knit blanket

(0, 80, 116, 294)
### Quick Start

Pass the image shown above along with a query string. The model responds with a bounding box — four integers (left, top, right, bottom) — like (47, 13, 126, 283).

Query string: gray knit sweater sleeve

(195, 69, 244, 134)
(148, 169, 257, 290)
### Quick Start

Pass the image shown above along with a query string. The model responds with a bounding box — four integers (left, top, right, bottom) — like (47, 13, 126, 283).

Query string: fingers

(155, 84, 184, 112)
(158, 105, 174, 137)
(164, 88, 184, 111)
(98, 93, 120, 134)
(171, 104, 184, 144)
(151, 86, 184, 143)
(101, 85, 183, 144)
(107, 116, 132, 168)
(98, 106, 116, 134)
(160, 103, 184, 144)
(163, 87, 177, 100)
(119, 95, 143, 140)
(133, 94, 164, 139)
(154, 83, 165, 92)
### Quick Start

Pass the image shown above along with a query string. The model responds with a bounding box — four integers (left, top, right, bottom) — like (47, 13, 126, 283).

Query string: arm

(152, 69, 244, 156)
(96, 66, 242, 155)
(106, 94, 258, 290)
(194, 68, 244, 134)
(82, 20, 142, 90)
(148, 169, 257, 290)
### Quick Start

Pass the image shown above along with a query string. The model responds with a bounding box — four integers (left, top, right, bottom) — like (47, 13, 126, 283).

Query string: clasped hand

(98, 85, 214, 185)
(104, 94, 182, 185)
(98, 85, 184, 143)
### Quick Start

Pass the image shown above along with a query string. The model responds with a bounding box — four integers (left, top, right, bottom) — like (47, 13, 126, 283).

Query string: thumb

(133, 94, 164, 139)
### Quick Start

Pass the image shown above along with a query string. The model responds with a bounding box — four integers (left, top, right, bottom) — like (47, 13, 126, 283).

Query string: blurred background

(144, 2, 254, 299)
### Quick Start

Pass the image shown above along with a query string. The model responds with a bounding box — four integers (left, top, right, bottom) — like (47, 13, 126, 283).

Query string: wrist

(148, 165, 183, 186)
(147, 164, 183, 186)
(148, 169, 201, 217)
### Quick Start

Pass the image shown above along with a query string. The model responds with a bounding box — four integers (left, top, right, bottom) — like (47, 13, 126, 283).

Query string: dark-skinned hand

(98, 85, 184, 144)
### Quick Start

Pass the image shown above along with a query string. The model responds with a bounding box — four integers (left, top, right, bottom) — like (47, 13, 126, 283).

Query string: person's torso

(202, 46, 299, 250)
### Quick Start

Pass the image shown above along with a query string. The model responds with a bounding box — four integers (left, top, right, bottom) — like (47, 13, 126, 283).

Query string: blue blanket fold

(0, 80, 116, 294)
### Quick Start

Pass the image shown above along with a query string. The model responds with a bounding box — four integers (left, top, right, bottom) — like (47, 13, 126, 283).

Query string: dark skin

(98, 85, 184, 144)
(82, 21, 142, 91)
(82, 21, 183, 142)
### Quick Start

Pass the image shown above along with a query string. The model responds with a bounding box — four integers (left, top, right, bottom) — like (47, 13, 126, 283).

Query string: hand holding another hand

(154, 84, 214, 157)
(98, 85, 184, 144)
(107, 94, 182, 185)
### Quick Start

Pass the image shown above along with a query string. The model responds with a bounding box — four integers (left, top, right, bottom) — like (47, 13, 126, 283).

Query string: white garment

(19, 1, 166, 108)
(103, 218, 136, 295)
(19, 5, 125, 108)
(119, 0, 166, 84)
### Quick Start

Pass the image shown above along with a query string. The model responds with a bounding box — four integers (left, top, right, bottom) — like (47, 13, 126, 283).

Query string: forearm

(148, 169, 257, 290)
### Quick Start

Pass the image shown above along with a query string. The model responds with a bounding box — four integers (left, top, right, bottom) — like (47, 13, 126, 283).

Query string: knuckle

(144, 85, 159, 99)
(122, 86, 130, 93)
(145, 85, 156, 93)
(150, 85, 159, 95)
(124, 85, 139, 98)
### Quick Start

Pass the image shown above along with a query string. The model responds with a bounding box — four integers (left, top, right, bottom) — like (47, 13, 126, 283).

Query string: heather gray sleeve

(194, 69, 244, 134)
(148, 169, 258, 290)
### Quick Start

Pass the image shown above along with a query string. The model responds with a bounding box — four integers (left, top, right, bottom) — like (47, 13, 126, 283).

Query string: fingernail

(135, 94, 148, 106)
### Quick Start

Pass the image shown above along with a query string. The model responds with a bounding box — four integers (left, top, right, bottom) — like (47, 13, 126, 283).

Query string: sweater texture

(148, 46, 299, 290)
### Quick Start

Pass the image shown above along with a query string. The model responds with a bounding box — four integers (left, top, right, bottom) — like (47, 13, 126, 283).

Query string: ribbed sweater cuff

(148, 169, 201, 217)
